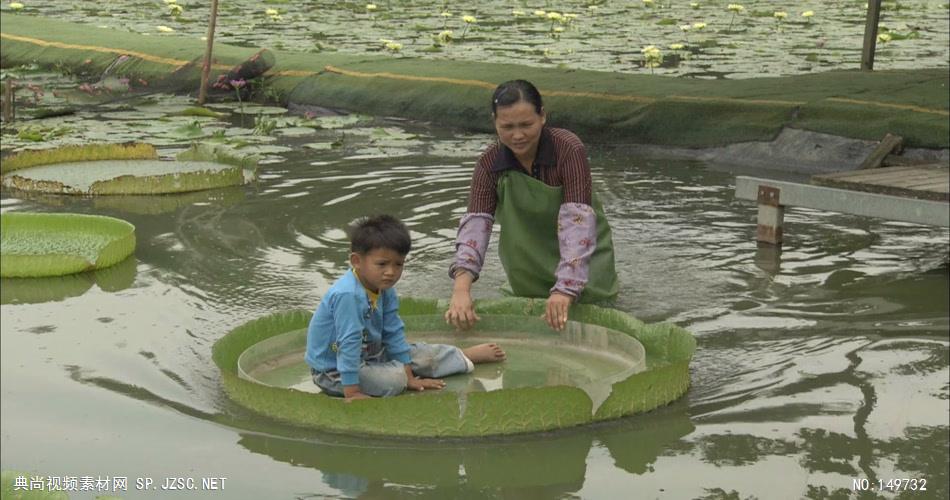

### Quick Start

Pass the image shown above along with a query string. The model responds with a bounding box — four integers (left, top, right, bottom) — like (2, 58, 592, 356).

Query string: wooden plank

(824, 169, 935, 185)
(812, 167, 949, 202)
(812, 177, 948, 201)
(735, 176, 949, 227)
(858, 132, 903, 169)
(816, 165, 933, 181)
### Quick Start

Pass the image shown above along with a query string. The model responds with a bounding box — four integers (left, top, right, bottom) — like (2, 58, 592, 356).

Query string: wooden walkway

(812, 165, 949, 202)
(735, 165, 949, 245)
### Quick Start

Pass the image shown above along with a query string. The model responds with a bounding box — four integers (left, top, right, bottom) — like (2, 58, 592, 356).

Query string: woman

(444, 79, 618, 331)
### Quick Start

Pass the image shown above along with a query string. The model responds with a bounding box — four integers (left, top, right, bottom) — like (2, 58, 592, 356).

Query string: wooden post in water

(197, 0, 220, 105)
(861, 0, 883, 70)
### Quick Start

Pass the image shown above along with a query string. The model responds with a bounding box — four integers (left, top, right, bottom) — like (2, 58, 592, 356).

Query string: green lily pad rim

(1, 142, 260, 196)
(212, 297, 695, 438)
(0, 212, 136, 278)
(0, 142, 158, 175)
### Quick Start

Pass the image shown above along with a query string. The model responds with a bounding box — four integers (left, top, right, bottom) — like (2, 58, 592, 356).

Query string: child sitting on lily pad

(305, 214, 506, 401)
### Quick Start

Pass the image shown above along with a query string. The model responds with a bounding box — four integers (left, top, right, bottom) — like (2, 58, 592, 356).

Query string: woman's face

(493, 101, 546, 160)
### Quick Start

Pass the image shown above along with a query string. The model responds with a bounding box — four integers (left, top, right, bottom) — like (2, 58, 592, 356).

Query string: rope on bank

(827, 97, 950, 117)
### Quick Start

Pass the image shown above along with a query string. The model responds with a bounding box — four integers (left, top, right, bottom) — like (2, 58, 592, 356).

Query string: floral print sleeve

(449, 212, 494, 281)
(551, 202, 595, 298)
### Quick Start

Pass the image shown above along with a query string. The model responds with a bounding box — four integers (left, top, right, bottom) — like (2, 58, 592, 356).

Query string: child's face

(350, 248, 406, 292)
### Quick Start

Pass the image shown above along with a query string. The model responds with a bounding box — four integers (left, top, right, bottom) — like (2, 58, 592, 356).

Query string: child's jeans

(312, 343, 473, 397)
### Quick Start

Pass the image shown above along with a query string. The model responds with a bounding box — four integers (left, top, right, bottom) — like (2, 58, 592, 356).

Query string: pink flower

(230, 79, 247, 89)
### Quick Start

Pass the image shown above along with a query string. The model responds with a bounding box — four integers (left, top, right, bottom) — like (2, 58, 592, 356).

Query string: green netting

(212, 297, 695, 438)
(0, 212, 136, 278)
(4, 14, 945, 147)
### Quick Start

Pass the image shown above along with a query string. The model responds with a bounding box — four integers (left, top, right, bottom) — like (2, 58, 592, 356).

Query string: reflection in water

(1, 117, 947, 498)
(237, 407, 694, 498)
(0, 255, 137, 305)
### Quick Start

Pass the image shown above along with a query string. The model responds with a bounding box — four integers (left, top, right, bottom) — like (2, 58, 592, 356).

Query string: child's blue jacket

(305, 269, 413, 386)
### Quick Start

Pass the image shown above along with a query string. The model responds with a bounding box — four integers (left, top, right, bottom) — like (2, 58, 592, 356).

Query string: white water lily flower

(534, 10, 547, 17)
(774, 11, 787, 19)
(163, 0, 176, 4)
(690, 2, 700, 8)
(679, 24, 691, 32)
(436, 30, 453, 44)
(669, 43, 685, 50)
(553, 26, 564, 33)
(10, 1, 24, 10)
(366, 4, 377, 12)
(877, 33, 892, 43)
(547, 12, 563, 22)
(692, 22, 707, 30)
(157, 25, 174, 32)
(727, 4, 744, 13)
(511, 10, 525, 16)
(385, 41, 402, 52)
(801, 10, 814, 18)
(463, 15, 476, 23)
(641, 46, 663, 68)
(265, 8, 279, 16)
(642, 0, 654, 5)
(564, 13, 578, 21)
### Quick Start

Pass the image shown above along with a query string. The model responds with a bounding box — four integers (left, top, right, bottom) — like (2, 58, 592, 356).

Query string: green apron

(496, 170, 619, 303)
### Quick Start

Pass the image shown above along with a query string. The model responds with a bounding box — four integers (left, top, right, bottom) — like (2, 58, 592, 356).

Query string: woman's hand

(445, 271, 480, 330)
(545, 292, 573, 331)
(407, 376, 446, 392)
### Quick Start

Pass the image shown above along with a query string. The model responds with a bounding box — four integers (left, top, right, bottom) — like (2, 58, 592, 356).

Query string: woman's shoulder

(547, 127, 585, 149)
(475, 141, 502, 169)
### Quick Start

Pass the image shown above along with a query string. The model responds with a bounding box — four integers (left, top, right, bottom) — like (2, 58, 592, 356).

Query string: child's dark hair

(347, 215, 412, 256)
(491, 79, 543, 115)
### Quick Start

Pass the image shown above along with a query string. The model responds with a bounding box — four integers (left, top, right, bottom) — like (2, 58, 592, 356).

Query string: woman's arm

(446, 154, 498, 329)
(547, 137, 596, 330)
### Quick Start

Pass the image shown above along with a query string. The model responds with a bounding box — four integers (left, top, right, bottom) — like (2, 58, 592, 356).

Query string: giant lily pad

(0, 212, 136, 278)
(213, 297, 695, 438)
(1, 143, 258, 195)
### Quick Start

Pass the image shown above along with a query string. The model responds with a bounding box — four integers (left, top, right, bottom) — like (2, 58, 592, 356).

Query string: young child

(305, 215, 506, 400)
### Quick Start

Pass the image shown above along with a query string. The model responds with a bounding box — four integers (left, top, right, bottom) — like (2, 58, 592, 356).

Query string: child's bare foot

(463, 343, 506, 364)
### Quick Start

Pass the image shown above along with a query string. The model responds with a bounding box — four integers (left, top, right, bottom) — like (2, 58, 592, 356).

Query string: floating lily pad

(1, 143, 258, 195)
(1, 212, 136, 278)
(213, 297, 695, 438)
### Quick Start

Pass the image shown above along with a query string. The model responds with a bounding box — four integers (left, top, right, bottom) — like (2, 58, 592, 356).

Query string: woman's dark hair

(491, 79, 543, 115)
(347, 214, 412, 256)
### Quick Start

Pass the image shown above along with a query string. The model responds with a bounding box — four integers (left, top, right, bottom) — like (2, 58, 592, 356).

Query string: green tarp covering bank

(2, 14, 948, 148)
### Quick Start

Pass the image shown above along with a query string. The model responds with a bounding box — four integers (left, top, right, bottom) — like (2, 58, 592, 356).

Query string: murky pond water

(1, 95, 947, 498)
(6, 0, 949, 78)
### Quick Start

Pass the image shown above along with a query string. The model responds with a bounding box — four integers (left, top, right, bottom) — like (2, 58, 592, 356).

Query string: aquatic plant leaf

(213, 297, 695, 437)
(0, 212, 135, 278)
(1, 143, 258, 195)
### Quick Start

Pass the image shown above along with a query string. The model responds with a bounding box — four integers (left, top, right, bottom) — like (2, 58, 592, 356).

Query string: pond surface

(1, 96, 947, 499)
(5, 0, 949, 78)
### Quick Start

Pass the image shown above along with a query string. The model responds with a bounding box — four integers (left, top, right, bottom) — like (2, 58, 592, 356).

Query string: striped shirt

(468, 127, 592, 214)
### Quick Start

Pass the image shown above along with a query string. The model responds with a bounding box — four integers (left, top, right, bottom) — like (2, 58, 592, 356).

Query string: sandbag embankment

(3, 14, 947, 149)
